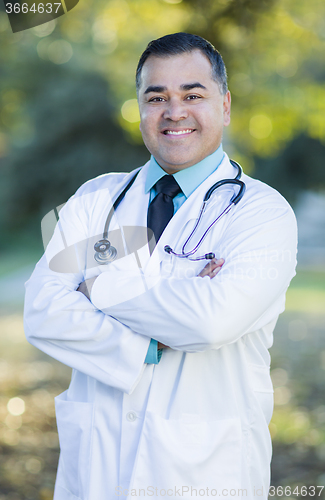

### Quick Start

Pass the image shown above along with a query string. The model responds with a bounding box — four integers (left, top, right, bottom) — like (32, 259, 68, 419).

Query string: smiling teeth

(165, 129, 192, 135)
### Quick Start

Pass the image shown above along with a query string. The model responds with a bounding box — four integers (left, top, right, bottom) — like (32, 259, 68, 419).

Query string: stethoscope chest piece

(94, 239, 117, 264)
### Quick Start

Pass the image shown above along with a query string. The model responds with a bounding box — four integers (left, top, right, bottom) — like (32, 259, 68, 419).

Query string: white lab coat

(24, 154, 297, 500)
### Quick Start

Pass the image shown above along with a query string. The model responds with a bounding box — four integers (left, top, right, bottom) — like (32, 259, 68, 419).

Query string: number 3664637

(269, 485, 324, 497)
(5, 3, 62, 14)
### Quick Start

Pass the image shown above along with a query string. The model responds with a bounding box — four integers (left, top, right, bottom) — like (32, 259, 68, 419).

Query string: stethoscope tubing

(165, 160, 245, 260)
(103, 168, 141, 239)
(169, 201, 235, 259)
(94, 159, 246, 264)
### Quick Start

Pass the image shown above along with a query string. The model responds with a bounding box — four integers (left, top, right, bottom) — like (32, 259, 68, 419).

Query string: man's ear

(223, 91, 231, 127)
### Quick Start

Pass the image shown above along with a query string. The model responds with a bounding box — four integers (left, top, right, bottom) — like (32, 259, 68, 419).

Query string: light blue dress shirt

(144, 145, 224, 363)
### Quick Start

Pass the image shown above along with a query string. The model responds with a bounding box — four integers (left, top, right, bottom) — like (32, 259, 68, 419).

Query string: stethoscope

(94, 160, 246, 264)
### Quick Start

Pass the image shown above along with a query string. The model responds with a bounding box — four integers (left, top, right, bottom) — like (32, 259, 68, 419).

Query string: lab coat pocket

(55, 390, 94, 499)
(131, 411, 242, 494)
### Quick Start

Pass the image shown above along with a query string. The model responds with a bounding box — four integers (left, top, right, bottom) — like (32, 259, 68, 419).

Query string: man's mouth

(163, 129, 195, 136)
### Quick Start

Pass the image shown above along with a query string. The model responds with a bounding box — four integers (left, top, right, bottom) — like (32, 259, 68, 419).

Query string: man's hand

(77, 276, 98, 300)
(197, 258, 224, 279)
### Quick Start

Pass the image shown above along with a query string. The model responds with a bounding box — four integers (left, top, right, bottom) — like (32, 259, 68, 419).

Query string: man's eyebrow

(143, 82, 207, 94)
(180, 82, 207, 91)
(144, 85, 167, 94)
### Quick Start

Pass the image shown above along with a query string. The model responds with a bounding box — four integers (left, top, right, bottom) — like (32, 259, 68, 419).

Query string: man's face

(138, 50, 231, 174)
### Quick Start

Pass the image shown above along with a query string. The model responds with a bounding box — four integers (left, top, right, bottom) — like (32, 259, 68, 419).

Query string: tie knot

(155, 175, 181, 199)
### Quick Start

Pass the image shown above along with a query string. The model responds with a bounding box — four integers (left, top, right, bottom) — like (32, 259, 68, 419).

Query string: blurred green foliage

(0, 0, 325, 245)
(4, 73, 148, 231)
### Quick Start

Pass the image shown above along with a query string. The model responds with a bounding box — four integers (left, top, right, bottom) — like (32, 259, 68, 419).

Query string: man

(24, 33, 297, 499)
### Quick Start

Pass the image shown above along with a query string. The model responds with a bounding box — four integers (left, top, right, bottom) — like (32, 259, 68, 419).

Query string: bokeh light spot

(121, 99, 140, 123)
(91, 17, 119, 55)
(32, 20, 56, 37)
(48, 40, 73, 64)
(62, 18, 89, 43)
(5, 414, 22, 430)
(2, 429, 20, 446)
(25, 457, 42, 474)
(249, 114, 273, 139)
(7, 397, 25, 416)
(271, 368, 289, 387)
(274, 386, 291, 406)
(37, 38, 52, 59)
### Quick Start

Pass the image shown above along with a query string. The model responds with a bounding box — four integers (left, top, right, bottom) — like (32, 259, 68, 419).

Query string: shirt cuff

(145, 339, 162, 364)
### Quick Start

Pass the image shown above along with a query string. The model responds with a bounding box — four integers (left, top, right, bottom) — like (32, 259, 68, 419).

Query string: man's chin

(159, 162, 194, 174)
(156, 155, 199, 174)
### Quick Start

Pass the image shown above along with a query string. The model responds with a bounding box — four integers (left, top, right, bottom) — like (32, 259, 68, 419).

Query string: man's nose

(162, 99, 188, 121)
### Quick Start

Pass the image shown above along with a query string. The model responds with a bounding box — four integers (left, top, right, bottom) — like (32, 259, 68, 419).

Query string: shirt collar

(145, 145, 224, 198)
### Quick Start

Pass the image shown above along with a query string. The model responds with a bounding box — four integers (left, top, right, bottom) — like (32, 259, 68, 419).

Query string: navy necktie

(147, 175, 182, 253)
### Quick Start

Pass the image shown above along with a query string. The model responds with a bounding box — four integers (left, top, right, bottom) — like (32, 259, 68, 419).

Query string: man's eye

(186, 95, 201, 100)
(149, 97, 165, 102)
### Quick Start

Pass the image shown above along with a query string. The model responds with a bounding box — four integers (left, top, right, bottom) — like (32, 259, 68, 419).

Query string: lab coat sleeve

(91, 194, 297, 352)
(24, 186, 151, 394)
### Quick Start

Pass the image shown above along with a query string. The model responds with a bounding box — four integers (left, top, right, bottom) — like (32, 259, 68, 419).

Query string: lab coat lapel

(145, 154, 237, 272)
(111, 163, 149, 229)
(111, 162, 152, 267)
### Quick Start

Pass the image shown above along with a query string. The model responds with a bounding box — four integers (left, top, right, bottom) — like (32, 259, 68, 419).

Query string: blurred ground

(0, 306, 71, 500)
(0, 264, 324, 500)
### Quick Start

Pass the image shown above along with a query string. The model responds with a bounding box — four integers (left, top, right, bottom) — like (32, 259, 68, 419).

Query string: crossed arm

(77, 258, 224, 299)
(77, 258, 225, 350)
(80, 203, 297, 352)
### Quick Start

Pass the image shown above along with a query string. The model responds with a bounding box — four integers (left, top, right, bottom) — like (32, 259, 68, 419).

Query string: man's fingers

(197, 258, 224, 279)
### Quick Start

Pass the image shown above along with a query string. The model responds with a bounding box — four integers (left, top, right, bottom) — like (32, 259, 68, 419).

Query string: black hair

(136, 32, 228, 94)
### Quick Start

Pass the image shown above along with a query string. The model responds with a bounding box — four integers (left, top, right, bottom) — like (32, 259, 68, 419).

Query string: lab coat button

(126, 411, 137, 422)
